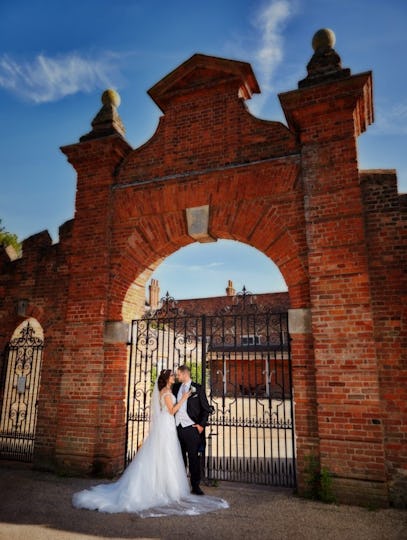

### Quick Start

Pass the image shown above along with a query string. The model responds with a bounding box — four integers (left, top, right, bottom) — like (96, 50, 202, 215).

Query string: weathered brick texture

(0, 222, 73, 469)
(0, 43, 405, 506)
(360, 170, 407, 505)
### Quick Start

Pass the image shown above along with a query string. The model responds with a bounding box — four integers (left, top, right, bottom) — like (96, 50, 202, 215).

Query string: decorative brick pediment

(148, 53, 260, 112)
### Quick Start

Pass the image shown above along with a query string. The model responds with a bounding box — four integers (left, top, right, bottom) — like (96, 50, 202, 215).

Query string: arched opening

(124, 242, 295, 486)
(120, 233, 300, 324)
(146, 239, 288, 302)
(107, 181, 310, 484)
(0, 318, 44, 462)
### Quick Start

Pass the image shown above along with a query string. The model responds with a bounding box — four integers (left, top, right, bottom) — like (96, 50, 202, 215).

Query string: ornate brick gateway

(0, 30, 405, 507)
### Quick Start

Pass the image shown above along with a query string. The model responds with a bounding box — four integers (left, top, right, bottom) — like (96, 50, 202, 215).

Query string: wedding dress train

(72, 384, 228, 517)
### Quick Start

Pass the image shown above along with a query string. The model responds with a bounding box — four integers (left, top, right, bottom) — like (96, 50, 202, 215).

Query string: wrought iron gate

(0, 322, 44, 462)
(126, 290, 296, 487)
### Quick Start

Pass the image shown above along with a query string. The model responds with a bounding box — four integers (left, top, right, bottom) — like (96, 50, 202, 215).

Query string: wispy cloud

(249, 0, 296, 115)
(164, 261, 224, 273)
(0, 52, 121, 103)
(372, 101, 407, 136)
(253, 1, 293, 90)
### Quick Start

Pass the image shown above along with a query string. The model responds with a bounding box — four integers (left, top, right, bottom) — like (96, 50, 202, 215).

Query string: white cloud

(372, 101, 407, 136)
(0, 52, 120, 103)
(164, 261, 224, 273)
(249, 0, 295, 115)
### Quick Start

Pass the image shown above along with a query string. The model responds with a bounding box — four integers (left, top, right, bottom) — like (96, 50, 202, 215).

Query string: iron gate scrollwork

(126, 293, 204, 463)
(126, 289, 296, 487)
(0, 322, 44, 462)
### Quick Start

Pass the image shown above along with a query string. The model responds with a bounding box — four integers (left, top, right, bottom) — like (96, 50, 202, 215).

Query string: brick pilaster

(56, 133, 131, 474)
(280, 55, 388, 504)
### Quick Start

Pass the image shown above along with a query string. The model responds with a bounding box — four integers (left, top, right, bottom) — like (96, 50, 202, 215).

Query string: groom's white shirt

(175, 380, 195, 427)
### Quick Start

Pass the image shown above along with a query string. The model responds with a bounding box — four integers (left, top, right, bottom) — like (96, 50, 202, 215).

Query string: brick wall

(0, 44, 405, 506)
(360, 170, 407, 506)
(0, 220, 73, 469)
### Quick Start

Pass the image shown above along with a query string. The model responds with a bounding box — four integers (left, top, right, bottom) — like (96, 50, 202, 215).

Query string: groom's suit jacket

(172, 381, 211, 428)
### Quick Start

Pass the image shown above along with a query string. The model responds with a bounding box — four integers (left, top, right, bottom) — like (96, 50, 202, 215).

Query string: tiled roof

(148, 290, 289, 316)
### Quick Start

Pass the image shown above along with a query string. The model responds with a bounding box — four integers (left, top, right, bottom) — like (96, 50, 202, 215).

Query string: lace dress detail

(160, 391, 174, 410)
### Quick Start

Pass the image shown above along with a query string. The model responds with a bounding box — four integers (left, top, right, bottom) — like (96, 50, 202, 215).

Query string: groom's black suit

(173, 381, 211, 491)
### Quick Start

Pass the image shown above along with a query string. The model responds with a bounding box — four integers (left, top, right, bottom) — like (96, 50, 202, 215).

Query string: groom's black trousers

(177, 425, 201, 488)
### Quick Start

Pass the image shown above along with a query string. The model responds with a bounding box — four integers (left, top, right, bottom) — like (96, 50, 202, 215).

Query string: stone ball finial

(312, 28, 336, 51)
(101, 89, 121, 108)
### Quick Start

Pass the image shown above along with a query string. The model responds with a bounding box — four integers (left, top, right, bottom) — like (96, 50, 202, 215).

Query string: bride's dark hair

(157, 369, 172, 391)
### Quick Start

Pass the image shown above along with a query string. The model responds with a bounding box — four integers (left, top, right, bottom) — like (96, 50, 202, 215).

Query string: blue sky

(1, 0, 406, 299)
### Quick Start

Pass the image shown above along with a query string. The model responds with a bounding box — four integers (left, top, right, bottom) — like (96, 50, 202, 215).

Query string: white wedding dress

(72, 383, 228, 517)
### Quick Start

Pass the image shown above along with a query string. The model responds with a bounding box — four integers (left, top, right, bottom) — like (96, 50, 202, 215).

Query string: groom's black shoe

(191, 486, 204, 495)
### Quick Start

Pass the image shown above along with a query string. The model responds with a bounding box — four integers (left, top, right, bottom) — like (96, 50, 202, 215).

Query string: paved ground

(0, 464, 406, 540)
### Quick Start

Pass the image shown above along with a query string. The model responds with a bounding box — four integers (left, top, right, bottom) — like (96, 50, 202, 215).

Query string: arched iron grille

(0, 322, 44, 462)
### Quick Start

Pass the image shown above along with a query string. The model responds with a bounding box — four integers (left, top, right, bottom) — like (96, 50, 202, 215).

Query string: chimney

(226, 280, 235, 297)
(149, 279, 160, 310)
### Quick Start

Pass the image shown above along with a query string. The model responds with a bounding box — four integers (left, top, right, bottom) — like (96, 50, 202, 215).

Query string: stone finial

(312, 28, 336, 51)
(299, 29, 350, 88)
(101, 89, 121, 108)
(80, 89, 126, 142)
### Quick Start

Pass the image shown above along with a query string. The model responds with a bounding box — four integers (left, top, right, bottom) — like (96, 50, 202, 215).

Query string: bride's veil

(72, 369, 229, 516)
(149, 378, 161, 432)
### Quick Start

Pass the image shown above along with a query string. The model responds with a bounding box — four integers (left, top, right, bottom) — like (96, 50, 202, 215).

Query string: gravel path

(0, 465, 406, 540)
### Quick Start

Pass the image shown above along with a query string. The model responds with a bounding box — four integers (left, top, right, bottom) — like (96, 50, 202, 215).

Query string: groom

(173, 364, 211, 495)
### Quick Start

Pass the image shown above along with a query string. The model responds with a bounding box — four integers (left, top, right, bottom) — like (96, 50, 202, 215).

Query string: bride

(72, 369, 228, 517)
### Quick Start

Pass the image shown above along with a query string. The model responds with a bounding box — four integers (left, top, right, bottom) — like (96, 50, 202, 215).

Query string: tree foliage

(0, 219, 21, 255)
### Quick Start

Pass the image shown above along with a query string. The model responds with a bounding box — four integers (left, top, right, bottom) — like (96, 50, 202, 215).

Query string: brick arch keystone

(107, 194, 309, 322)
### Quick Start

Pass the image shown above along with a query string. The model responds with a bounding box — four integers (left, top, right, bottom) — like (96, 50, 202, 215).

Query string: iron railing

(126, 290, 296, 487)
(0, 322, 44, 462)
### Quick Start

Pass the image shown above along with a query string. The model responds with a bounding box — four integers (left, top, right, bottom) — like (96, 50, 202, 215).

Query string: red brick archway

(52, 49, 391, 505)
(59, 47, 379, 500)
(1, 34, 405, 506)
(111, 185, 309, 321)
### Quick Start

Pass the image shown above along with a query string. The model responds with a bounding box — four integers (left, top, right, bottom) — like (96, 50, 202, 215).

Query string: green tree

(0, 219, 21, 255)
